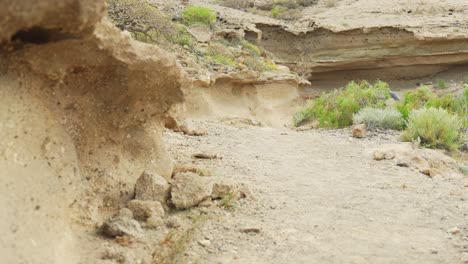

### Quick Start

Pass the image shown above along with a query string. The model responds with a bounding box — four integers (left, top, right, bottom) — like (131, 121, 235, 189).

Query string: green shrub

(396, 86, 435, 119)
(271, 6, 282, 18)
(436, 79, 447, 89)
(402, 108, 463, 151)
(183, 6, 216, 27)
(353, 108, 404, 130)
(240, 40, 261, 56)
(209, 54, 236, 66)
(293, 80, 391, 128)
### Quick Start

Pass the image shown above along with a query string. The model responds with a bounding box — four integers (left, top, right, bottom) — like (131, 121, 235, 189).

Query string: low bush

(402, 108, 463, 151)
(205, 43, 237, 67)
(293, 81, 391, 128)
(270, 6, 282, 18)
(436, 79, 447, 89)
(293, 100, 314, 127)
(244, 57, 277, 72)
(182, 6, 216, 27)
(240, 40, 261, 56)
(396, 86, 435, 119)
(353, 108, 404, 130)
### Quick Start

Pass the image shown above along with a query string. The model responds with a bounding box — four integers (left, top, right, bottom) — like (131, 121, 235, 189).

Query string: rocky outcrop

(195, 0, 468, 89)
(0, 0, 185, 262)
(256, 25, 468, 83)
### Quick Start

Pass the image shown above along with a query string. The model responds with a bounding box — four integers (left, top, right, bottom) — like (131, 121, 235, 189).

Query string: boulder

(127, 200, 165, 221)
(135, 171, 170, 203)
(170, 172, 213, 209)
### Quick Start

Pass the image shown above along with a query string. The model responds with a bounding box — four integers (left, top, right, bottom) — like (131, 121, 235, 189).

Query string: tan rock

(135, 171, 170, 203)
(170, 173, 213, 209)
(352, 124, 366, 138)
(188, 25, 213, 43)
(101, 209, 142, 238)
(127, 200, 165, 221)
(373, 150, 385, 161)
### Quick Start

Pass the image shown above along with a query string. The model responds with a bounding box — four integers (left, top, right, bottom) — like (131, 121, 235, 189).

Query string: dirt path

(165, 120, 468, 264)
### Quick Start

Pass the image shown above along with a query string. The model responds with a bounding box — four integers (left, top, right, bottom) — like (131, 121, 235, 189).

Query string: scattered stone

(241, 227, 261, 234)
(352, 124, 366, 138)
(211, 179, 239, 199)
(101, 209, 143, 238)
(192, 153, 219, 159)
(179, 120, 207, 136)
(430, 249, 438, 255)
(447, 227, 461, 235)
(198, 239, 211, 247)
(373, 150, 385, 161)
(420, 168, 437, 178)
(127, 200, 165, 221)
(134, 171, 170, 203)
(170, 172, 213, 209)
(237, 183, 254, 200)
(173, 163, 212, 177)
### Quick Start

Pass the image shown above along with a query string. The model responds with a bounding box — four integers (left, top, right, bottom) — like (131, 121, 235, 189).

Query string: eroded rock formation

(0, 0, 185, 262)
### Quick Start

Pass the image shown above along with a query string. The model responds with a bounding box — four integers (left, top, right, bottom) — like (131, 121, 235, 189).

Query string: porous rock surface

(0, 0, 186, 262)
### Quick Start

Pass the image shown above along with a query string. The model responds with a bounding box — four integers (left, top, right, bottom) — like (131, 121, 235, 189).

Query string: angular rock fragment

(135, 171, 170, 203)
(170, 172, 213, 209)
(127, 200, 165, 221)
(101, 209, 142, 238)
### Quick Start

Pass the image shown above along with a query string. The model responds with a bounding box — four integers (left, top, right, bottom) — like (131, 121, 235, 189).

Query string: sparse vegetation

(182, 5, 217, 27)
(396, 86, 435, 119)
(459, 165, 468, 176)
(402, 108, 463, 151)
(240, 40, 261, 56)
(244, 57, 278, 72)
(220, 192, 238, 210)
(293, 81, 391, 128)
(270, 6, 282, 18)
(205, 43, 237, 67)
(107, 0, 195, 48)
(353, 108, 405, 130)
(153, 214, 207, 264)
(436, 79, 447, 89)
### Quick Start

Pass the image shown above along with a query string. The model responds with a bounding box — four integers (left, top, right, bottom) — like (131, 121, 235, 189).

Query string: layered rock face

(257, 25, 468, 84)
(0, 0, 185, 262)
(197, 0, 468, 89)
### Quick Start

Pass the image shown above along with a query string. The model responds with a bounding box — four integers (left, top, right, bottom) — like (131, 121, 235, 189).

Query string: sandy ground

(165, 120, 468, 264)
